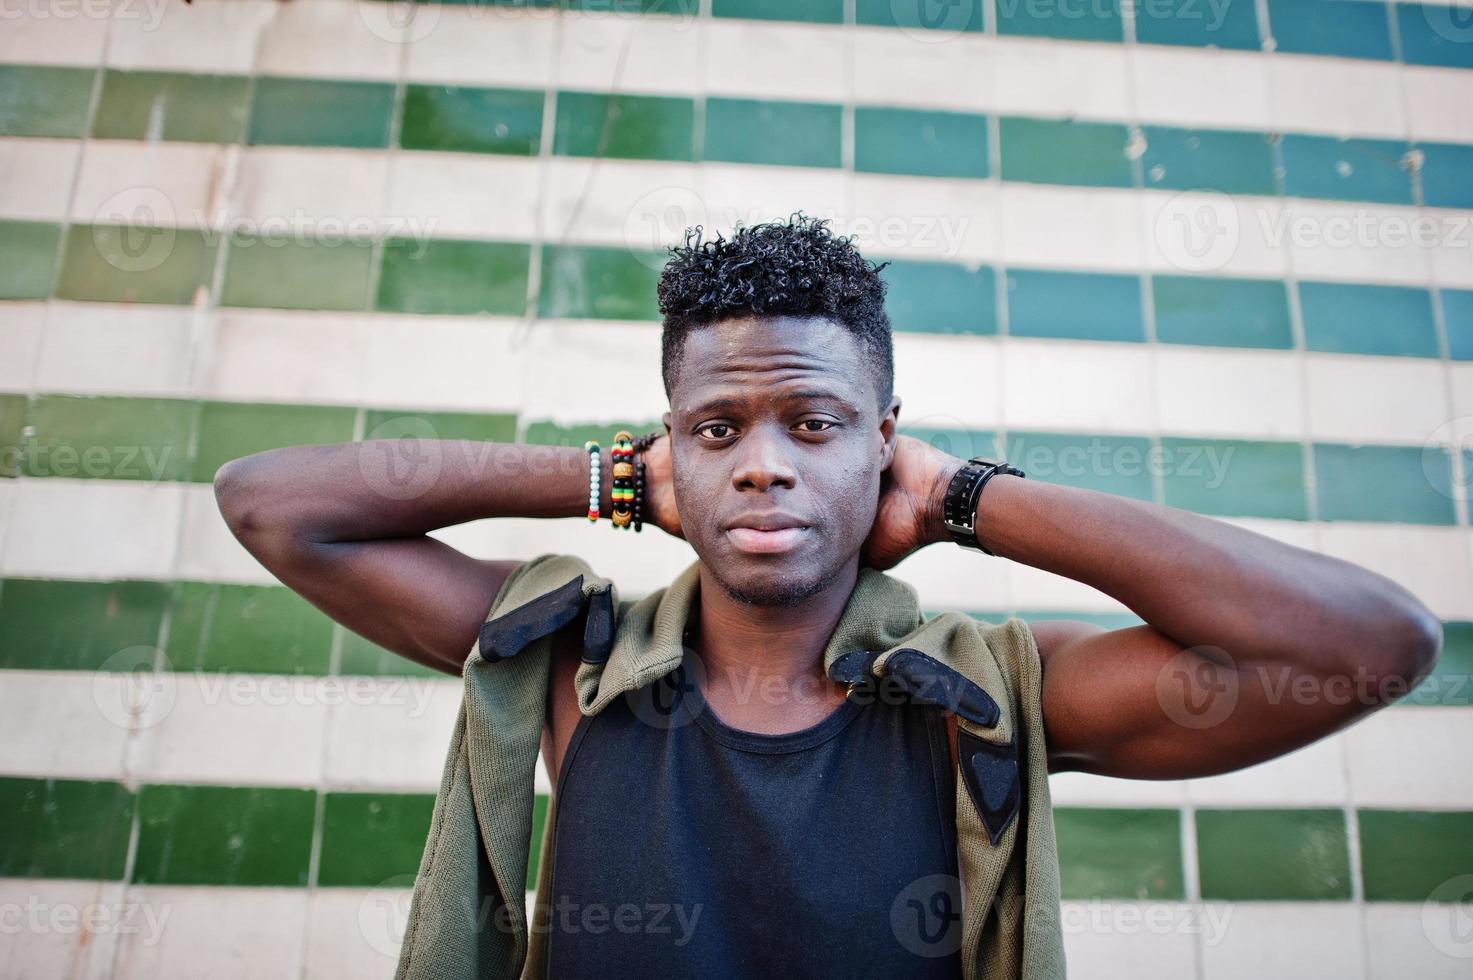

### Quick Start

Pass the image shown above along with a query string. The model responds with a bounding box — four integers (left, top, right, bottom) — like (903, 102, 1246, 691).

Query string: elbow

(1389, 600, 1443, 692)
(213, 457, 272, 542)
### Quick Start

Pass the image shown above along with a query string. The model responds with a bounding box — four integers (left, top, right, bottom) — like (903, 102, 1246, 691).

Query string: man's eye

(797, 420, 835, 432)
(698, 424, 733, 439)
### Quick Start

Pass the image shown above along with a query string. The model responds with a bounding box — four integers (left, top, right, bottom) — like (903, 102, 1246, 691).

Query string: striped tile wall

(1, 0, 1471, 977)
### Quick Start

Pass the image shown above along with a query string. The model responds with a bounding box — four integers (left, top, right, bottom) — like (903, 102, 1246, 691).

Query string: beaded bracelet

(632, 431, 660, 534)
(610, 431, 635, 530)
(584, 440, 600, 522)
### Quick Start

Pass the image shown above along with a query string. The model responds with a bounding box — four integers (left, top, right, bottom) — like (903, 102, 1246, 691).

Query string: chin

(711, 557, 836, 608)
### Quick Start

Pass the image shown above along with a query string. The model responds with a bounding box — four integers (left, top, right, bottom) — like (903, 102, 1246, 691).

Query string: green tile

(400, 84, 543, 155)
(856, 0, 984, 31)
(22, 395, 194, 482)
(1399, 4, 1473, 69)
(1313, 443, 1456, 525)
(1161, 438, 1306, 520)
(704, 98, 842, 169)
(896, 425, 998, 461)
(1446, 289, 1473, 361)
(1359, 810, 1473, 901)
(57, 224, 217, 305)
(1005, 268, 1144, 342)
(0, 777, 134, 880)
(0, 221, 61, 300)
(882, 259, 996, 335)
(1196, 808, 1351, 900)
(1153, 275, 1292, 349)
(1141, 126, 1276, 196)
(1001, 431, 1156, 501)
(337, 629, 443, 678)
(221, 238, 374, 311)
(362, 408, 517, 444)
(92, 70, 250, 143)
(1133, 0, 1261, 49)
(1404, 622, 1473, 706)
(192, 401, 358, 483)
(1420, 143, 1473, 211)
(999, 117, 1133, 188)
(0, 64, 94, 137)
(1013, 609, 1144, 629)
(528, 792, 550, 890)
(133, 784, 316, 886)
(1267, 0, 1393, 60)
(1298, 282, 1438, 358)
(248, 77, 394, 148)
(854, 107, 989, 179)
(1056, 807, 1183, 899)
(0, 579, 170, 671)
(166, 583, 334, 674)
(537, 243, 663, 320)
(713, 0, 843, 22)
(522, 418, 664, 449)
(996, 0, 1123, 41)
(377, 238, 530, 316)
(319, 793, 435, 886)
(562, 0, 697, 11)
(0, 393, 24, 477)
(554, 91, 695, 161)
(1281, 135, 1412, 205)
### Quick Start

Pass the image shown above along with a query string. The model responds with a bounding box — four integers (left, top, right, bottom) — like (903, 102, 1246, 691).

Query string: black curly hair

(656, 213, 894, 413)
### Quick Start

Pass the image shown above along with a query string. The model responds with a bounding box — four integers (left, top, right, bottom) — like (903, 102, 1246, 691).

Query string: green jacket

(395, 552, 1067, 980)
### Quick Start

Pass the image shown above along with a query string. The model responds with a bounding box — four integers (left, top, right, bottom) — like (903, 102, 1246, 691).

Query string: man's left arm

(929, 470, 1443, 779)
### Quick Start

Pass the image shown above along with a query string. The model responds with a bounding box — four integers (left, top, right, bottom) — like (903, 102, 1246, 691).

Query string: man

(214, 214, 1440, 977)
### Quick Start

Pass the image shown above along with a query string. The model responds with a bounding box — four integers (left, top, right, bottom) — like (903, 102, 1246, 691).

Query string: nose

(730, 422, 797, 493)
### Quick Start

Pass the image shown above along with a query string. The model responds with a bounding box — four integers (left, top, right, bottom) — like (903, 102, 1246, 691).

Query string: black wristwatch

(941, 456, 1025, 555)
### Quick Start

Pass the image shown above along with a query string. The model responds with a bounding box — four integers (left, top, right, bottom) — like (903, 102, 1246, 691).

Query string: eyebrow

(688, 389, 863, 417)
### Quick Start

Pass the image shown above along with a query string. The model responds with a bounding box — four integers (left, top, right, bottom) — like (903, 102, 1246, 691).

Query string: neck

(689, 560, 860, 734)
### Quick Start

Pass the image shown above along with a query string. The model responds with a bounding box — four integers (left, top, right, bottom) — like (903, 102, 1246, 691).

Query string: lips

(723, 512, 811, 555)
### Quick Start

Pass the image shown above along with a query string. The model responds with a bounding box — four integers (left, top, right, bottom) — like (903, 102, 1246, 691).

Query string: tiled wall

(1, 0, 1472, 977)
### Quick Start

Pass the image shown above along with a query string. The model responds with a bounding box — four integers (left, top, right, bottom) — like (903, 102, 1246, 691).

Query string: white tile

(1140, 191, 1290, 279)
(176, 482, 277, 586)
(70, 141, 234, 230)
(1009, 560, 1125, 613)
(0, 4, 110, 64)
(1200, 903, 1366, 980)
(0, 139, 81, 221)
(386, 151, 542, 241)
(130, 674, 330, 786)
(1060, 901, 1201, 980)
(35, 303, 199, 397)
(701, 163, 849, 241)
(1404, 65, 1473, 144)
(362, 315, 526, 413)
(112, 886, 307, 980)
(323, 679, 462, 791)
(539, 157, 704, 250)
(559, 12, 703, 95)
(303, 887, 406, 980)
(1429, 216, 1473, 290)
(1316, 523, 1473, 621)
(106, 0, 277, 73)
(704, 20, 849, 103)
(2, 480, 183, 579)
(982, 36, 1131, 122)
(1345, 707, 1473, 808)
(889, 540, 1013, 614)
(1366, 902, 1473, 979)
(0, 878, 127, 980)
(232, 146, 388, 230)
(1185, 733, 1348, 806)
(1154, 346, 1306, 439)
(1000, 184, 1142, 272)
(0, 303, 45, 390)
(205, 310, 368, 404)
(1130, 47, 1271, 131)
(0, 671, 132, 780)
(1048, 772, 1190, 806)
(519, 320, 663, 421)
(1002, 338, 1155, 433)
(404, 6, 557, 87)
(255, 0, 408, 79)
(851, 174, 998, 264)
(1267, 54, 1407, 139)
(1304, 354, 1449, 445)
(851, 27, 994, 113)
(893, 333, 1002, 430)
(1284, 201, 1434, 286)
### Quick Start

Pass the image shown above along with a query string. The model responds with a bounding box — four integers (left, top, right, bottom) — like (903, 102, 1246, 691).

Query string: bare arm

(213, 439, 613, 675)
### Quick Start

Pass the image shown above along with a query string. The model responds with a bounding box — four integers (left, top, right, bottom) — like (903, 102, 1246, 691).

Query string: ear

(661, 410, 672, 435)
(879, 396, 901, 471)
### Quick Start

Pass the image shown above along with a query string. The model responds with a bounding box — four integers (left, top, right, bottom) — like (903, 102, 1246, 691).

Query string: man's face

(662, 315, 900, 607)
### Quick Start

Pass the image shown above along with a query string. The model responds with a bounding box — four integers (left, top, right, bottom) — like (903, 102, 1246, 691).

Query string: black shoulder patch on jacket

(956, 728, 1021, 846)
(581, 585, 616, 665)
(478, 575, 587, 663)
(885, 648, 1001, 728)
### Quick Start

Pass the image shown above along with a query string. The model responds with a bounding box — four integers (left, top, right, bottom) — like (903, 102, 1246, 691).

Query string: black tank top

(544, 651, 965, 978)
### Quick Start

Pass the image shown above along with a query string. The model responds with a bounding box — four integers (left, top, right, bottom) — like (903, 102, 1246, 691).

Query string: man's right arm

(213, 439, 614, 676)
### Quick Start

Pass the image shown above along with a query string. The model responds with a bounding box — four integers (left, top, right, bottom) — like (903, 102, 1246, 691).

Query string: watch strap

(942, 457, 1025, 555)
